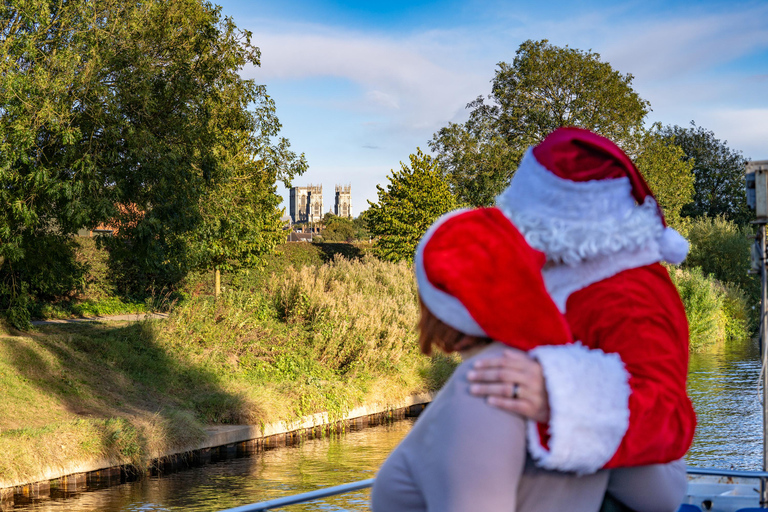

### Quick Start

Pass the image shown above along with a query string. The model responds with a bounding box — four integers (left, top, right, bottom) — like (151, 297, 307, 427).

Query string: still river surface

(11, 338, 764, 511)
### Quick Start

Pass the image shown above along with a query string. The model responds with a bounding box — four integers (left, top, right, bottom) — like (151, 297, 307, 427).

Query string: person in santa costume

(371, 204, 689, 512)
(466, 126, 697, 507)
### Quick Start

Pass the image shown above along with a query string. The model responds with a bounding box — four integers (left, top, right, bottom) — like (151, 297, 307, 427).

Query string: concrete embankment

(0, 392, 433, 506)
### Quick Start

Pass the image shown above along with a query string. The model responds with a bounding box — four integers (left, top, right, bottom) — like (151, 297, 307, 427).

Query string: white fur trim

(497, 148, 670, 266)
(414, 209, 487, 337)
(527, 343, 631, 475)
(659, 227, 689, 264)
(542, 245, 662, 312)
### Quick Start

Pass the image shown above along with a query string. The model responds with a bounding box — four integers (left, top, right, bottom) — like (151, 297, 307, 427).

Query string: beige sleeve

(606, 459, 688, 512)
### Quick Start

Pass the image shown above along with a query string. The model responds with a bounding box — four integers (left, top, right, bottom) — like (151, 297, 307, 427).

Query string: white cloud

(697, 108, 768, 160)
(242, 27, 490, 138)
(599, 5, 768, 81)
(366, 90, 400, 110)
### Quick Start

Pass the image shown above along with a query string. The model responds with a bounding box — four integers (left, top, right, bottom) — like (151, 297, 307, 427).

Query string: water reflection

(9, 339, 764, 510)
(686, 338, 762, 470)
(10, 420, 415, 511)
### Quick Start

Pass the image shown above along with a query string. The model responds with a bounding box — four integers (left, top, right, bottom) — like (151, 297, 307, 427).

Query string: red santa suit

(495, 127, 696, 474)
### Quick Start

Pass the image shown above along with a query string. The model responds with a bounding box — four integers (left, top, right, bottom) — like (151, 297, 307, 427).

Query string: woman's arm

(420, 345, 529, 511)
(606, 459, 688, 512)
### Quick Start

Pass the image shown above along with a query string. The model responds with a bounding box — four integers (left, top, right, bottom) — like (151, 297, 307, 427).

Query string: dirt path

(31, 312, 169, 325)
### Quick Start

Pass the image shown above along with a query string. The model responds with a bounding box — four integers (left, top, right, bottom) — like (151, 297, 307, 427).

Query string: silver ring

(512, 383, 519, 400)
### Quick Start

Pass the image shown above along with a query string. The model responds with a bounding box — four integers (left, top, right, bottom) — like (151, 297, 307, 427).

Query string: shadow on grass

(1, 320, 247, 465)
(312, 242, 365, 263)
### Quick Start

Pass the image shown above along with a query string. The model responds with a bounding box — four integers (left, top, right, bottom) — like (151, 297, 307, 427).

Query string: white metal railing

(217, 468, 768, 511)
(217, 478, 374, 512)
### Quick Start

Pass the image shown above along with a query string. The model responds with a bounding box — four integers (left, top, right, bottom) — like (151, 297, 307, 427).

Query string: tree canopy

(0, 0, 305, 324)
(366, 150, 457, 262)
(428, 118, 516, 207)
(662, 123, 750, 225)
(353, 212, 372, 242)
(627, 125, 695, 228)
(321, 213, 356, 242)
(430, 39, 650, 207)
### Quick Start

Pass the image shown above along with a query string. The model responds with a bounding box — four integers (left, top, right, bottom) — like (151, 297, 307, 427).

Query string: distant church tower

(289, 184, 323, 223)
(334, 184, 351, 218)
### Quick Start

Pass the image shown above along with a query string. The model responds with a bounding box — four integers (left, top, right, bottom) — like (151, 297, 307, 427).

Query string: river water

(9, 339, 764, 511)
(686, 338, 763, 470)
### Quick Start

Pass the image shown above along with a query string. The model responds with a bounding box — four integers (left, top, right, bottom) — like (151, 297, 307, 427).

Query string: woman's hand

(467, 349, 550, 423)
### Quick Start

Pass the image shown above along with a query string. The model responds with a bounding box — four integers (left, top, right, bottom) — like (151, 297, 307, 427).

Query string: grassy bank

(1, 232, 753, 485)
(0, 252, 455, 486)
(27, 240, 369, 322)
(31, 234, 757, 355)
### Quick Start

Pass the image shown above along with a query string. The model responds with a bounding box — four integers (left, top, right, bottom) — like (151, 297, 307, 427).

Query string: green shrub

(668, 266, 751, 351)
(2, 282, 32, 331)
(1, 233, 86, 327)
(720, 281, 751, 343)
(669, 267, 725, 351)
(75, 237, 116, 300)
(682, 216, 759, 311)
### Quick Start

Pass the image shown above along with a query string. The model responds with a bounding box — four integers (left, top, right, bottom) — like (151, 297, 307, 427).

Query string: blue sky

(214, 0, 768, 216)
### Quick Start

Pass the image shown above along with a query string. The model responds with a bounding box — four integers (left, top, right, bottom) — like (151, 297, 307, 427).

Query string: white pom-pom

(659, 227, 689, 265)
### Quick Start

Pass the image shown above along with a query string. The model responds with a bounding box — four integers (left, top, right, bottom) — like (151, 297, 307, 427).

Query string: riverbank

(0, 253, 456, 491)
(0, 389, 433, 503)
(1, 237, 754, 493)
(0, 317, 446, 490)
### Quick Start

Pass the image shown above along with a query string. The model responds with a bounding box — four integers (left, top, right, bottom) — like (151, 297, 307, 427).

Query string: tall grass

(159, 254, 449, 425)
(0, 252, 454, 485)
(668, 266, 751, 351)
(670, 216, 756, 350)
(272, 254, 419, 373)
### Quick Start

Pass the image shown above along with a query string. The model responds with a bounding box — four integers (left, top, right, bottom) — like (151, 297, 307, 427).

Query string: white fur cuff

(527, 343, 631, 475)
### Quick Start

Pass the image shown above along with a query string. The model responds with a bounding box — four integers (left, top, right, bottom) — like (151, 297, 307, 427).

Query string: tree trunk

(214, 268, 221, 298)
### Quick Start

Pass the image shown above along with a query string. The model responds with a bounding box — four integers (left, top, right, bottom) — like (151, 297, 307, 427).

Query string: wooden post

(214, 268, 221, 298)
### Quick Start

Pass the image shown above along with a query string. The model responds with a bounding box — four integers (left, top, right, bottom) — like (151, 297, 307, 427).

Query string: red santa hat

(414, 207, 572, 350)
(496, 127, 689, 266)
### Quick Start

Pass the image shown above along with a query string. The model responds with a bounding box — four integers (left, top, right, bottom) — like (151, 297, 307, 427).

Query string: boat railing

(687, 467, 768, 479)
(218, 468, 768, 511)
(218, 478, 374, 512)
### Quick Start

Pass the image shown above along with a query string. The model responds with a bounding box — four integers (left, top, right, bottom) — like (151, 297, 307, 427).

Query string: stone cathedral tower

(334, 185, 351, 218)
(289, 184, 323, 223)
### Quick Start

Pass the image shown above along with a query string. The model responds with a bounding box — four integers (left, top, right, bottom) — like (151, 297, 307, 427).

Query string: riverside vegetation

(0, 218, 755, 486)
(0, 242, 454, 487)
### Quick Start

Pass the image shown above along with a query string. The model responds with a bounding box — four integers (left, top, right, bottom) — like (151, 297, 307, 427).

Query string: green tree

(430, 39, 650, 206)
(100, 0, 305, 294)
(662, 123, 751, 225)
(0, 0, 305, 316)
(353, 212, 372, 241)
(428, 119, 516, 207)
(367, 150, 458, 262)
(321, 213, 355, 242)
(0, 0, 121, 324)
(186, 161, 289, 297)
(628, 126, 695, 228)
(683, 216, 757, 301)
